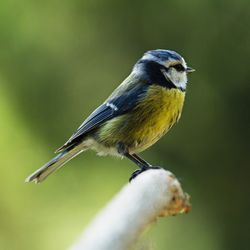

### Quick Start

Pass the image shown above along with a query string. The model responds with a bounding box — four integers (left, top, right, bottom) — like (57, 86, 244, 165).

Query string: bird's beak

(186, 67, 195, 73)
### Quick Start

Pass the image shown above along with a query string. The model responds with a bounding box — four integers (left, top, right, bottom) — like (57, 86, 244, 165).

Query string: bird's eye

(172, 64, 185, 72)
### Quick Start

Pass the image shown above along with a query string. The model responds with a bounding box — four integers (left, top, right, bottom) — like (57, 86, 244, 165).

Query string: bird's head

(133, 49, 195, 91)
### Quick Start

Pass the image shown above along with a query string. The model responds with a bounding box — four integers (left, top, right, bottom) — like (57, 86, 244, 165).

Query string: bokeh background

(0, 0, 249, 249)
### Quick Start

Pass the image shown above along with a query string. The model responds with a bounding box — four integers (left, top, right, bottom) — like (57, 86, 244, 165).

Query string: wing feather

(56, 81, 148, 152)
(68, 105, 114, 142)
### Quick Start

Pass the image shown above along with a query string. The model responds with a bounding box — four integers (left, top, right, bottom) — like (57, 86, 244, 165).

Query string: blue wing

(56, 82, 148, 152)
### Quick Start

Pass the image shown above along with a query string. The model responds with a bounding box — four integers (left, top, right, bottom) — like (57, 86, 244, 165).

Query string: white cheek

(169, 70, 187, 90)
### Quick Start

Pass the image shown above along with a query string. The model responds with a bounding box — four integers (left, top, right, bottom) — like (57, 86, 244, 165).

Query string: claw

(129, 166, 161, 182)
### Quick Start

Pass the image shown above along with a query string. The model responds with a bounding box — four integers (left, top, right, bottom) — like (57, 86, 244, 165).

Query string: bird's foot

(129, 166, 161, 182)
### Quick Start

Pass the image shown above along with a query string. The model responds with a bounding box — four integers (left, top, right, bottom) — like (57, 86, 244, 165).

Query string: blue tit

(26, 49, 195, 183)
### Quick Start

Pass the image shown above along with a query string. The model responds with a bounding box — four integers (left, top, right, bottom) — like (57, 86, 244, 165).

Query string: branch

(69, 169, 191, 250)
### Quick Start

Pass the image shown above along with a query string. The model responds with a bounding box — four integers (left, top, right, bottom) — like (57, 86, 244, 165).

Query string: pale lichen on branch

(69, 169, 191, 250)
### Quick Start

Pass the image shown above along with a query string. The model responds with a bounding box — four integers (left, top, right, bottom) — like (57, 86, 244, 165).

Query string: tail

(25, 145, 84, 183)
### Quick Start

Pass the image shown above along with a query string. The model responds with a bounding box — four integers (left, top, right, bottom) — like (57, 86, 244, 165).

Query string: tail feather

(26, 145, 84, 183)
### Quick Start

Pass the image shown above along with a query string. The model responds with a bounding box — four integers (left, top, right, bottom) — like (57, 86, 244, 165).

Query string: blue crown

(145, 49, 183, 61)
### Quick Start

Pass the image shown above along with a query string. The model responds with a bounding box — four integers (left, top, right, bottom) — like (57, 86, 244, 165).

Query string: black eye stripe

(172, 64, 185, 72)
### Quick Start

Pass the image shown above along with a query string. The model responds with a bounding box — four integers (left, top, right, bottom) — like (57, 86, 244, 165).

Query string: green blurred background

(0, 0, 249, 249)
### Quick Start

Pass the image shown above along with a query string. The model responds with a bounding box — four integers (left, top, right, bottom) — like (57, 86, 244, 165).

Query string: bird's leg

(117, 143, 160, 181)
(132, 154, 152, 168)
(124, 153, 149, 170)
(125, 153, 160, 182)
(123, 153, 150, 182)
(128, 153, 161, 173)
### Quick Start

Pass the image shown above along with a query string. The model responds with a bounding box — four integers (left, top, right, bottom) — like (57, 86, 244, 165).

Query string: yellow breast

(129, 86, 185, 151)
(98, 85, 185, 153)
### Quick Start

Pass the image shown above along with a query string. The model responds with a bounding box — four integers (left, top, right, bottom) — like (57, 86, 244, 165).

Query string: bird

(26, 49, 195, 183)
